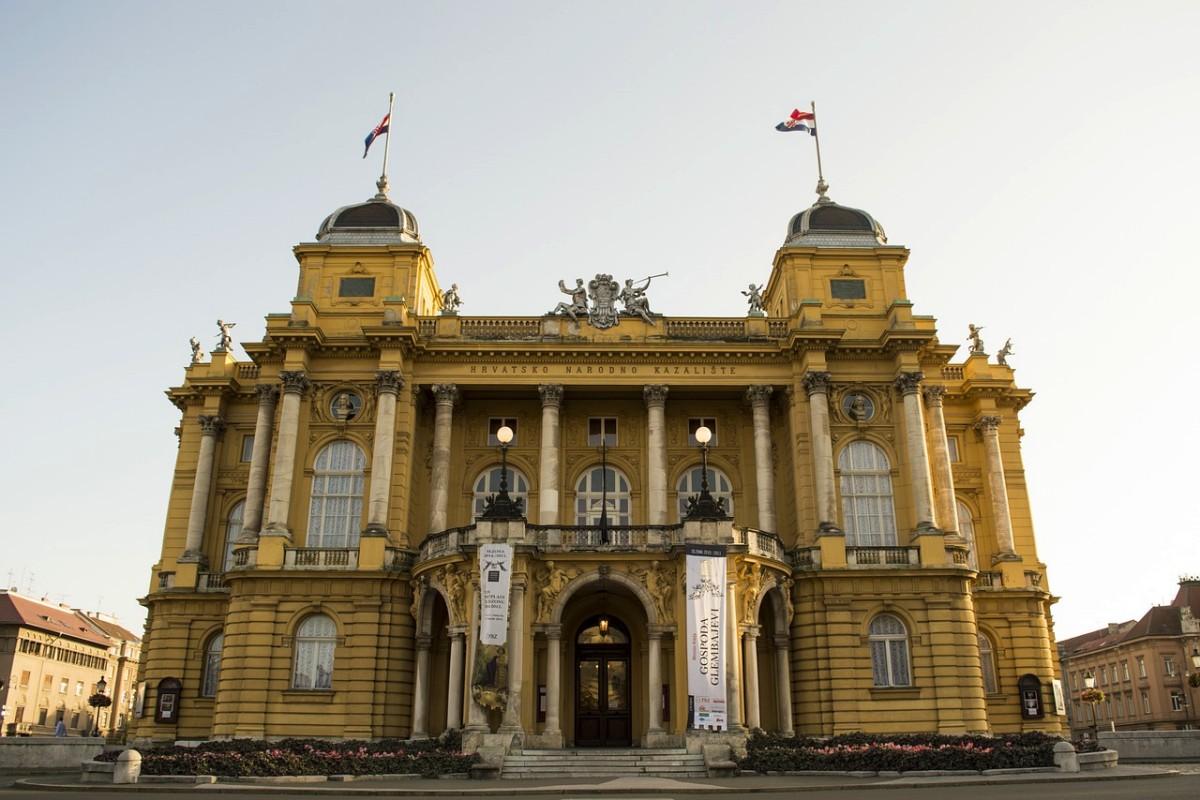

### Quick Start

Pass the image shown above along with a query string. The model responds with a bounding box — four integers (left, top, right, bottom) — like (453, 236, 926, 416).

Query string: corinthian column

(644, 385, 669, 525)
(538, 385, 563, 525)
(894, 372, 936, 529)
(976, 416, 1016, 555)
(746, 386, 776, 532)
(366, 371, 404, 536)
(240, 386, 277, 539)
(428, 384, 458, 533)
(263, 371, 310, 537)
(802, 372, 838, 529)
(182, 414, 224, 560)
(500, 580, 526, 733)
(922, 386, 959, 533)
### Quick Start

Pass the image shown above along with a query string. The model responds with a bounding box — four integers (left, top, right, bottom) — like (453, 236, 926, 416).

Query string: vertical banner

(472, 543, 513, 711)
(686, 544, 727, 730)
(1051, 678, 1066, 716)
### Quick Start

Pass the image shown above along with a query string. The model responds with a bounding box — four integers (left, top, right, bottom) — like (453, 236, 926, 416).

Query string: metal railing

(197, 572, 229, 592)
(846, 546, 919, 567)
(283, 548, 358, 570)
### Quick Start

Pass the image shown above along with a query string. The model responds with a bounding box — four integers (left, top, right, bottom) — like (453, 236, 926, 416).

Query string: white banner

(478, 543, 513, 646)
(686, 544, 727, 731)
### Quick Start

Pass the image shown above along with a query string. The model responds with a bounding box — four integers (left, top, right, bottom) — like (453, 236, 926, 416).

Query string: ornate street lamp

(480, 425, 523, 520)
(684, 425, 728, 521)
(1081, 671, 1101, 740)
(89, 675, 109, 737)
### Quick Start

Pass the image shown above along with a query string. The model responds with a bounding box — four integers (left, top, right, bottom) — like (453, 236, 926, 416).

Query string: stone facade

(132, 187, 1063, 748)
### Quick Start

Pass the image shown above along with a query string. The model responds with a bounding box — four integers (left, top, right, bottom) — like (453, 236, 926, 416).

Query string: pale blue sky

(1, 1, 1196, 638)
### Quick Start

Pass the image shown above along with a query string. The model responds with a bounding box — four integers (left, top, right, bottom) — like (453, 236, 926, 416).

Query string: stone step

(501, 748, 708, 779)
(517, 748, 692, 755)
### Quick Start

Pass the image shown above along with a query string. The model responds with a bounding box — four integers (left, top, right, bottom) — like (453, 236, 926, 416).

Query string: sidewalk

(11, 765, 1182, 795)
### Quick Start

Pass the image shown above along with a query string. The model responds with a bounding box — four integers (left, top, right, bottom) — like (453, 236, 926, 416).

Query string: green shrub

(97, 737, 477, 778)
(739, 730, 1061, 773)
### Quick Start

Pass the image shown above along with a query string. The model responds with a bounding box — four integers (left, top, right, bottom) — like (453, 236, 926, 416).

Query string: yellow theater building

(133, 175, 1064, 754)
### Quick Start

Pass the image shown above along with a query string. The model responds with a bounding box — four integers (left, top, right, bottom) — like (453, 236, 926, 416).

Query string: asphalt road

(2, 774, 1199, 800)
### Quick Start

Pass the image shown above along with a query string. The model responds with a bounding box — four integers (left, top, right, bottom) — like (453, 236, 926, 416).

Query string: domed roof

(316, 189, 420, 245)
(785, 188, 887, 247)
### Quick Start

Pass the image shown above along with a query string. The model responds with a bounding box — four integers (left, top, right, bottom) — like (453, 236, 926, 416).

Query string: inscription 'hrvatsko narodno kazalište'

(466, 364, 741, 376)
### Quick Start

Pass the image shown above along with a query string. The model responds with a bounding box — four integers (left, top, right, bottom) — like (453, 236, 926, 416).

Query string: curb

(12, 769, 1183, 795)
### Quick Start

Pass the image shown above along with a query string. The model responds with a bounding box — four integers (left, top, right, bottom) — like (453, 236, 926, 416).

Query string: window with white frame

(588, 417, 618, 447)
(201, 632, 223, 698)
(1137, 656, 1146, 677)
(956, 499, 978, 569)
(223, 500, 245, 572)
(868, 614, 911, 687)
(574, 466, 631, 525)
(1170, 691, 1185, 712)
(292, 614, 336, 690)
(472, 466, 530, 517)
(1121, 660, 1130, 682)
(306, 441, 366, 547)
(687, 418, 718, 446)
(1141, 691, 1151, 713)
(979, 632, 998, 694)
(946, 436, 960, 462)
(1164, 655, 1177, 676)
(838, 441, 897, 546)
(240, 435, 255, 462)
(487, 417, 518, 446)
(676, 465, 733, 521)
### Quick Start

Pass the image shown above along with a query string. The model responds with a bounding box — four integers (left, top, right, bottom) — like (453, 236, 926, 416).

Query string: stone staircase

(501, 747, 708, 779)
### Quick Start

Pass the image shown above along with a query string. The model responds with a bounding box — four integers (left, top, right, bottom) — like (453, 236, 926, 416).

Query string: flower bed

(739, 731, 1062, 773)
(96, 735, 476, 778)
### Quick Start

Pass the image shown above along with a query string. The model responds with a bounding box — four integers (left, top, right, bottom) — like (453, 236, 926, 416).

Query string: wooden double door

(574, 619, 632, 746)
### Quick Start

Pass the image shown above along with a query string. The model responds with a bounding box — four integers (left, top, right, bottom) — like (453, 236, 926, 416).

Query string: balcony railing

(459, 317, 543, 339)
(529, 525, 682, 552)
(846, 546, 919, 567)
(419, 526, 477, 562)
(283, 548, 358, 570)
(156, 571, 175, 590)
(197, 572, 229, 592)
(976, 571, 1002, 588)
(790, 547, 822, 569)
(732, 527, 786, 562)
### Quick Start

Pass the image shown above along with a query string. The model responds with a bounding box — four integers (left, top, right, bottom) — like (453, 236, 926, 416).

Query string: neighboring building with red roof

(1058, 577, 1200, 738)
(0, 589, 140, 737)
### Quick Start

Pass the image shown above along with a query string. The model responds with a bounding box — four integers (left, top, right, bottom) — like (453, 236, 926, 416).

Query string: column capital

(279, 370, 311, 395)
(541, 623, 563, 640)
(643, 384, 669, 406)
(975, 415, 1002, 434)
(431, 383, 459, 406)
(376, 370, 404, 395)
(538, 383, 564, 407)
(198, 415, 225, 437)
(922, 385, 947, 405)
(742, 624, 761, 640)
(255, 384, 279, 404)
(745, 384, 774, 406)
(802, 371, 832, 396)
(893, 371, 924, 396)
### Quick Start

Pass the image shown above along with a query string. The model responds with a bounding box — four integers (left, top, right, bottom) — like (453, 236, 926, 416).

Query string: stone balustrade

(282, 547, 359, 570)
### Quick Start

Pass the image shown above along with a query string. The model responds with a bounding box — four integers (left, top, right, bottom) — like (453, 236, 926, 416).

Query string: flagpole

(378, 91, 395, 197)
(811, 100, 828, 200)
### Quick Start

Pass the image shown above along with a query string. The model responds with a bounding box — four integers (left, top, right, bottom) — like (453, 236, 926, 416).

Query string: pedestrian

(54, 719, 66, 737)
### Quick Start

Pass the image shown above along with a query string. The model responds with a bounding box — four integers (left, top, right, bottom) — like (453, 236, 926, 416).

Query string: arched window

(222, 501, 244, 573)
(676, 466, 734, 521)
(574, 466, 631, 525)
(292, 614, 336, 690)
(979, 632, 998, 694)
(307, 441, 366, 548)
(869, 614, 911, 687)
(473, 466, 530, 518)
(957, 500, 978, 569)
(838, 441, 897, 546)
(200, 632, 223, 698)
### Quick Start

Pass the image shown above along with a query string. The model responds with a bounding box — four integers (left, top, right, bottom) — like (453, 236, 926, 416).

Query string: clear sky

(1, 1, 1196, 640)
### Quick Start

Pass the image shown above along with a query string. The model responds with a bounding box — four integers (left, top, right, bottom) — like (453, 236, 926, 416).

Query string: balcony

(846, 546, 919, 567)
(419, 526, 477, 562)
(283, 548, 358, 570)
(197, 572, 229, 592)
(732, 527, 786, 561)
(530, 524, 683, 552)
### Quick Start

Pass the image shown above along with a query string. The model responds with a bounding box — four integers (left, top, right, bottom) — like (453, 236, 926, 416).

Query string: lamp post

(1083, 671, 1098, 740)
(480, 425, 523, 520)
(90, 675, 108, 737)
(1188, 646, 1200, 729)
(684, 425, 727, 520)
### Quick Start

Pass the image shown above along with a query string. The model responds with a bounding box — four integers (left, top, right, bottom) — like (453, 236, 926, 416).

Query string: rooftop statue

(189, 336, 205, 364)
(588, 274, 621, 329)
(619, 276, 657, 324)
(997, 338, 1014, 367)
(552, 278, 589, 323)
(215, 320, 236, 352)
(968, 323, 986, 355)
(441, 283, 462, 314)
(742, 283, 765, 316)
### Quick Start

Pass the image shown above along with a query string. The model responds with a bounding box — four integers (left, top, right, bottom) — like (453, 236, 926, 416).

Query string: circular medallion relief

(842, 392, 875, 422)
(330, 391, 363, 421)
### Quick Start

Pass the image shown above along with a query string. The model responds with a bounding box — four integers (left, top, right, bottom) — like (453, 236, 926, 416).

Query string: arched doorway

(574, 614, 632, 746)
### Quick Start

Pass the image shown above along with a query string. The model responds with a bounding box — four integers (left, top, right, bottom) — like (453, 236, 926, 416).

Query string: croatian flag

(363, 113, 390, 158)
(776, 108, 815, 134)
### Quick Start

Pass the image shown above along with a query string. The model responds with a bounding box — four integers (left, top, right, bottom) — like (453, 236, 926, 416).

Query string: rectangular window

(58, 678, 68, 694)
(1170, 691, 1185, 711)
(1164, 656, 1177, 676)
(75, 681, 84, 696)
(1137, 656, 1146, 678)
(14, 707, 24, 723)
(19, 670, 30, 687)
(37, 708, 47, 726)
(488, 417, 518, 446)
(946, 436, 960, 462)
(70, 712, 79, 729)
(1115, 696, 1124, 718)
(240, 435, 255, 462)
(588, 417, 617, 447)
(1099, 667, 1107, 685)
(830, 278, 867, 300)
(1121, 661, 1130, 682)
(42, 674, 53, 691)
(1142, 691, 1151, 713)
(338, 277, 375, 297)
(1124, 693, 1133, 717)
(687, 418, 718, 446)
